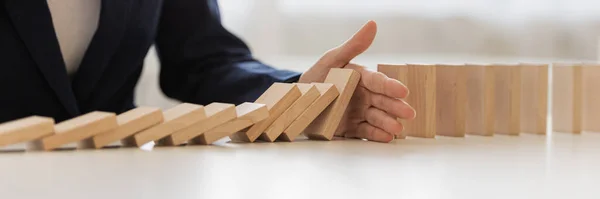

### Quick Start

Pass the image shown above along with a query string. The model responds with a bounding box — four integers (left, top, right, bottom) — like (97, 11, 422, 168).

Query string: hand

(299, 21, 416, 143)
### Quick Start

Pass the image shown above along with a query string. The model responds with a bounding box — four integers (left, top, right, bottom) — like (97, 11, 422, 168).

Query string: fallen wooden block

(132, 103, 206, 147)
(165, 103, 236, 146)
(552, 63, 582, 133)
(464, 64, 495, 136)
(195, 103, 269, 145)
(259, 83, 319, 142)
(582, 64, 600, 132)
(40, 111, 117, 151)
(0, 116, 55, 148)
(90, 107, 163, 149)
(435, 64, 466, 137)
(493, 64, 522, 135)
(378, 64, 409, 139)
(520, 63, 549, 135)
(230, 83, 301, 142)
(304, 68, 361, 140)
(279, 83, 339, 142)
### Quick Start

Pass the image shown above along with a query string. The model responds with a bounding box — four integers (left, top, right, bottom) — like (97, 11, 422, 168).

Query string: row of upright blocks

(379, 63, 600, 138)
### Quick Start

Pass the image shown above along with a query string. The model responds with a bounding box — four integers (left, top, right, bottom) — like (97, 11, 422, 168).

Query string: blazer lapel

(5, 0, 80, 116)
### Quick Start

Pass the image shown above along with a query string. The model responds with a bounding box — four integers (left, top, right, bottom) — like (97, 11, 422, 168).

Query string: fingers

(333, 21, 377, 66)
(365, 107, 403, 137)
(347, 122, 394, 143)
(370, 93, 416, 119)
(346, 64, 409, 98)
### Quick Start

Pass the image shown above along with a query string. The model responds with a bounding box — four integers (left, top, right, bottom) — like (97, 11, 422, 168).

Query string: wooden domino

(279, 83, 339, 141)
(259, 83, 320, 142)
(464, 64, 495, 136)
(165, 103, 236, 146)
(304, 68, 360, 140)
(378, 64, 409, 139)
(195, 103, 269, 145)
(582, 64, 600, 132)
(132, 103, 206, 147)
(230, 83, 301, 142)
(493, 64, 522, 135)
(435, 64, 466, 137)
(404, 64, 437, 138)
(41, 111, 117, 151)
(552, 63, 582, 133)
(0, 116, 55, 148)
(91, 107, 163, 149)
(520, 63, 548, 135)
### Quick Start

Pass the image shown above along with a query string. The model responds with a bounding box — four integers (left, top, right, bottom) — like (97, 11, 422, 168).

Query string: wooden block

(463, 64, 495, 136)
(520, 63, 549, 134)
(132, 103, 206, 147)
(40, 111, 117, 151)
(582, 64, 600, 132)
(0, 116, 55, 148)
(552, 63, 582, 133)
(403, 64, 437, 138)
(435, 64, 466, 137)
(230, 83, 302, 142)
(279, 83, 339, 141)
(164, 103, 236, 146)
(90, 107, 163, 149)
(259, 83, 320, 142)
(195, 103, 269, 145)
(304, 68, 361, 140)
(493, 64, 522, 135)
(378, 64, 409, 139)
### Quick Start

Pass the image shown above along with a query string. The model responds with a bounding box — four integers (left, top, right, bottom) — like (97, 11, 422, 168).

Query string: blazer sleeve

(154, 0, 300, 105)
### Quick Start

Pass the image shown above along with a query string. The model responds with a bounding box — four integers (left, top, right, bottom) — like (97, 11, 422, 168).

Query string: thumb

(318, 20, 378, 68)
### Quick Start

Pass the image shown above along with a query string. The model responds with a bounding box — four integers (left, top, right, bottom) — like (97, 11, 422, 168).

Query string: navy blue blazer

(0, 0, 300, 123)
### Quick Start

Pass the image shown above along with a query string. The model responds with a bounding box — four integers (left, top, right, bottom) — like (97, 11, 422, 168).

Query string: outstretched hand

(299, 21, 416, 143)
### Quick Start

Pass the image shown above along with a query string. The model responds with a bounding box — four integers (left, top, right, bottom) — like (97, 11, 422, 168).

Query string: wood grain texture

(552, 64, 582, 133)
(483, 66, 496, 135)
(279, 83, 339, 141)
(435, 65, 466, 137)
(464, 64, 494, 136)
(166, 103, 236, 146)
(92, 107, 164, 148)
(198, 103, 269, 145)
(260, 83, 319, 142)
(132, 103, 206, 147)
(41, 112, 117, 151)
(520, 64, 549, 134)
(378, 64, 409, 139)
(304, 68, 361, 140)
(582, 64, 600, 132)
(230, 83, 301, 142)
(493, 65, 522, 135)
(404, 64, 437, 138)
(0, 116, 55, 147)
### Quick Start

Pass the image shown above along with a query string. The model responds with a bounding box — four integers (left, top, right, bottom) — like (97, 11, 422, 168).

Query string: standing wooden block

(132, 103, 206, 147)
(464, 64, 495, 136)
(0, 116, 55, 148)
(40, 112, 117, 151)
(259, 83, 319, 142)
(165, 103, 237, 146)
(279, 83, 339, 141)
(403, 64, 437, 138)
(378, 64, 409, 139)
(493, 65, 522, 135)
(582, 64, 600, 132)
(230, 83, 301, 142)
(304, 68, 360, 140)
(90, 107, 163, 149)
(552, 63, 582, 133)
(520, 64, 549, 134)
(196, 103, 269, 145)
(435, 65, 466, 137)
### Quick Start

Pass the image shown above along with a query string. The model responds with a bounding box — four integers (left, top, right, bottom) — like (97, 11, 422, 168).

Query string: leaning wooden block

(89, 107, 163, 149)
(165, 103, 236, 146)
(464, 64, 495, 136)
(520, 63, 549, 135)
(552, 63, 582, 133)
(279, 83, 339, 142)
(132, 103, 206, 147)
(435, 64, 466, 137)
(0, 116, 55, 148)
(493, 64, 522, 135)
(582, 64, 600, 132)
(378, 64, 409, 139)
(40, 112, 117, 151)
(259, 83, 319, 142)
(230, 83, 301, 142)
(195, 103, 269, 145)
(304, 68, 361, 140)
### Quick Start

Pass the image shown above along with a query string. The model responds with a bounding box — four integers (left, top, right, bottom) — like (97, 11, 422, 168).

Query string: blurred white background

(136, 0, 600, 108)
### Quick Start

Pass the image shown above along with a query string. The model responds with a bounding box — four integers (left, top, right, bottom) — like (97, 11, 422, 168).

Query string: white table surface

(1, 132, 599, 199)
